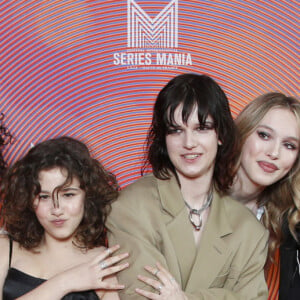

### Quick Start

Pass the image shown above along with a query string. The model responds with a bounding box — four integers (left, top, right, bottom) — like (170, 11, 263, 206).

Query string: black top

(279, 221, 300, 300)
(2, 238, 99, 300)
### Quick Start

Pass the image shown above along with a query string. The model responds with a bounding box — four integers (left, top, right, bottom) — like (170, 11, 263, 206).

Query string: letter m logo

(127, 0, 178, 48)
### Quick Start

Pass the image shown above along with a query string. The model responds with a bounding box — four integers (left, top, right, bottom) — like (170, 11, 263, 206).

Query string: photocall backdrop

(1, 0, 299, 188)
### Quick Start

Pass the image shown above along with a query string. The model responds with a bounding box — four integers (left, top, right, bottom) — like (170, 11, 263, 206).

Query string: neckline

(9, 267, 47, 281)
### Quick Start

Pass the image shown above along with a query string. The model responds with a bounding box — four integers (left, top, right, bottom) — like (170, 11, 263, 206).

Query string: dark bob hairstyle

(144, 73, 239, 192)
(0, 136, 119, 250)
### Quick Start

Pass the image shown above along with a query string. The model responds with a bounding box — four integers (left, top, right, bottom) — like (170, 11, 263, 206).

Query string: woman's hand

(17, 245, 129, 299)
(64, 244, 129, 293)
(135, 262, 187, 300)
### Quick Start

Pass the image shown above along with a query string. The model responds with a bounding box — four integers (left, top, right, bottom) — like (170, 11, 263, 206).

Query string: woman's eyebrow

(258, 124, 300, 141)
(61, 187, 80, 191)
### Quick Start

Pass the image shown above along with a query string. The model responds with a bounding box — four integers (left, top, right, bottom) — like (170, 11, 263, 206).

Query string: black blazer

(279, 222, 300, 300)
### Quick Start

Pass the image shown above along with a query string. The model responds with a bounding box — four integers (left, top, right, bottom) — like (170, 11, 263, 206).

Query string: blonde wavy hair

(235, 92, 300, 255)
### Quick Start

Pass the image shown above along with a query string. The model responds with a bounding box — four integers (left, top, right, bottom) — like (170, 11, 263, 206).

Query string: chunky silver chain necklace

(184, 191, 213, 231)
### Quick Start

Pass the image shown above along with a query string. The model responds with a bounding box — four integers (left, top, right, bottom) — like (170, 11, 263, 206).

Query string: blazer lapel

(158, 176, 197, 288)
(186, 192, 233, 290)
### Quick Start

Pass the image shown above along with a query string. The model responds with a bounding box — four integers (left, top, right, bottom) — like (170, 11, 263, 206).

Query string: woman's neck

(39, 234, 84, 255)
(230, 169, 264, 205)
(178, 172, 213, 209)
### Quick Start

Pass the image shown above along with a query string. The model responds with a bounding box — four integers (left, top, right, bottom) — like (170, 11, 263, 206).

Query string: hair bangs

(164, 88, 211, 128)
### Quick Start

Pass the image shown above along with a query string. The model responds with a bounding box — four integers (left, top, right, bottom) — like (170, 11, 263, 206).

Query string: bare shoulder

(0, 233, 10, 263)
(0, 233, 10, 286)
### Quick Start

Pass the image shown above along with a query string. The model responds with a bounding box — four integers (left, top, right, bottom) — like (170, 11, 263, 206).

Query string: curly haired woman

(0, 136, 129, 299)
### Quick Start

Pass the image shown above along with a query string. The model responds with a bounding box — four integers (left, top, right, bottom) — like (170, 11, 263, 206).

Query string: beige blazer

(107, 174, 268, 299)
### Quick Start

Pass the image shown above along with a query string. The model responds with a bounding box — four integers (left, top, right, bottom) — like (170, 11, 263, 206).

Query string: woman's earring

(218, 140, 222, 146)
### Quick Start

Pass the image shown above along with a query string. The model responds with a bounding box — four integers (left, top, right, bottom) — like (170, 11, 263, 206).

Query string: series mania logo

(113, 0, 192, 69)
